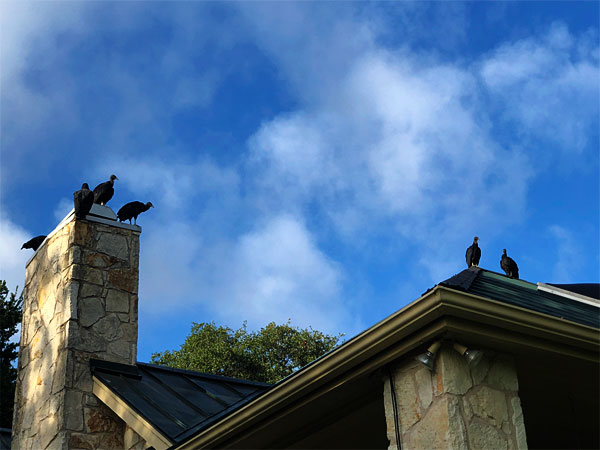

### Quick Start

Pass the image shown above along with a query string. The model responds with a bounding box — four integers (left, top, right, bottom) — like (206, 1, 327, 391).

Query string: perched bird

(73, 183, 94, 219)
(465, 236, 481, 268)
(93, 174, 118, 205)
(500, 249, 519, 279)
(21, 235, 47, 251)
(117, 201, 154, 225)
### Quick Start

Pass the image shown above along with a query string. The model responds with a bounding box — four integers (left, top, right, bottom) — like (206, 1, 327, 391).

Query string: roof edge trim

(93, 375, 172, 450)
(537, 282, 600, 307)
(173, 285, 599, 449)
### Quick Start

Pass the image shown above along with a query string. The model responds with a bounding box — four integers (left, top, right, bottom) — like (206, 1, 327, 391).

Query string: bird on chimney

(73, 183, 94, 219)
(117, 201, 154, 225)
(21, 235, 47, 251)
(93, 174, 118, 206)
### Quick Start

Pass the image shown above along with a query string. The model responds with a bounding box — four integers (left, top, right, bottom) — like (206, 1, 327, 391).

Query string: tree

(0, 280, 23, 428)
(151, 321, 344, 384)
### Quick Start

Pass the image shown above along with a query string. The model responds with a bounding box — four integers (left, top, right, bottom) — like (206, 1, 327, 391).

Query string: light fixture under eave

(415, 341, 442, 371)
(453, 342, 483, 367)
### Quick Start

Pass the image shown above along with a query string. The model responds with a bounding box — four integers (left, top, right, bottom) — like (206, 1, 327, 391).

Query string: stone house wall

(11, 210, 140, 450)
(383, 345, 528, 450)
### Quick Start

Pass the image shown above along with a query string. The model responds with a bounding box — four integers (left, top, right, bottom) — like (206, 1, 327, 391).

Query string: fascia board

(435, 287, 600, 354)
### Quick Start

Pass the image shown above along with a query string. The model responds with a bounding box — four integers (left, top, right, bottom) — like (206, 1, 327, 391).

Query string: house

(11, 207, 600, 449)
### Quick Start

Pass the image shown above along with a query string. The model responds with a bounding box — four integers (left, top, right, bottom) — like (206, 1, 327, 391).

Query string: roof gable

(90, 359, 270, 448)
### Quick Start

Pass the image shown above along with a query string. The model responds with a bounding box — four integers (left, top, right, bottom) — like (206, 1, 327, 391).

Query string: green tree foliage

(0, 280, 23, 428)
(151, 321, 343, 384)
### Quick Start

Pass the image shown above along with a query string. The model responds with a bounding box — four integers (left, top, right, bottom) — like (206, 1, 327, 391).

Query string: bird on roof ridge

(466, 236, 481, 268)
(500, 249, 519, 279)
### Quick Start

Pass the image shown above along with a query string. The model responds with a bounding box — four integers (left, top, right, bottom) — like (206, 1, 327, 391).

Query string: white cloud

(247, 45, 535, 280)
(138, 213, 353, 335)
(98, 155, 353, 334)
(220, 215, 347, 332)
(480, 24, 599, 153)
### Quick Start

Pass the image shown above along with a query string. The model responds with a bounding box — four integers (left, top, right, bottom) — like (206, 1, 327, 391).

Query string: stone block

(85, 408, 121, 434)
(510, 396, 528, 450)
(97, 232, 130, 260)
(403, 395, 468, 450)
(124, 425, 146, 450)
(83, 267, 104, 286)
(108, 268, 138, 293)
(84, 251, 116, 268)
(70, 432, 97, 450)
(71, 221, 93, 247)
(73, 361, 94, 392)
(52, 354, 68, 394)
(76, 328, 108, 353)
(84, 393, 99, 407)
(435, 347, 472, 395)
(392, 369, 421, 432)
(415, 365, 433, 410)
(96, 432, 125, 449)
(107, 340, 132, 361)
(467, 386, 508, 427)
(92, 315, 124, 341)
(39, 414, 60, 450)
(488, 355, 519, 391)
(106, 289, 130, 313)
(65, 390, 84, 431)
(79, 283, 102, 299)
(121, 323, 137, 341)
(45, 431, 68, 450)
(79, 297, 105, 327)
(468, 421, 508, 450)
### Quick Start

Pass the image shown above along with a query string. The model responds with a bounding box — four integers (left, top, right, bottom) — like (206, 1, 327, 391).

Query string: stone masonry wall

(383, 346, 528, 450)
(124, 425, 149, 450)
(12, 214, 140, 450)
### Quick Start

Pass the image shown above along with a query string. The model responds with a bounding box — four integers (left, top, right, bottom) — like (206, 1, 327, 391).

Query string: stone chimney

(12, 205, 141, 450)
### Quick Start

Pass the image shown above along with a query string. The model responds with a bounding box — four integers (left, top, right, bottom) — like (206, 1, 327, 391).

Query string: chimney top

(26, 204, 140, 267)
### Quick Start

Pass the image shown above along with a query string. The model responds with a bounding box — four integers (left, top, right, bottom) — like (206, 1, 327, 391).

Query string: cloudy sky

(1, 1, 598, 362)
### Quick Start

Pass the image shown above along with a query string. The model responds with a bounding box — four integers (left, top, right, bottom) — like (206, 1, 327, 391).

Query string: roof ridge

(136, 361, 272, 387)
(439, 266, 481, 292)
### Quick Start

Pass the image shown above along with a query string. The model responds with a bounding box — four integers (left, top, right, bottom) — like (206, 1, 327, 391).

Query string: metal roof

(90, 359, 271, 444)
(440, 268, 600, 328)
(0, 428, 11, 450)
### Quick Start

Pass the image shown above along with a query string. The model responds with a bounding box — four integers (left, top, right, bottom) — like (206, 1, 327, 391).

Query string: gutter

(173, 285, 599, 449)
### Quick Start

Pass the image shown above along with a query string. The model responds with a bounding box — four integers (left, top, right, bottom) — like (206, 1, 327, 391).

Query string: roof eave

(173, 286, 599, 449)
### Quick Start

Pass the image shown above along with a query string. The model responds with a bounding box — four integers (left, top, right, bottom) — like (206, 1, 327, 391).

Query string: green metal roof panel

(442, 269, 599, 328)
(90, 360, 271, 444)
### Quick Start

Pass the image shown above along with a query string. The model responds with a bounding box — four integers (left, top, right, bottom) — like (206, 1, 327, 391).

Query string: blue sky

(1, 1, 598, 363)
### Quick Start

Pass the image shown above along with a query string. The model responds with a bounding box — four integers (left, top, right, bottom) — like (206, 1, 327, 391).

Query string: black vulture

(117, 201, 154, 225)
(500, 249, 519, 279)
(93, 174, 118, 205)
(21, 235, 47, 251)
(73, 183, 94, 219)
(465, 236, 481, 268)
